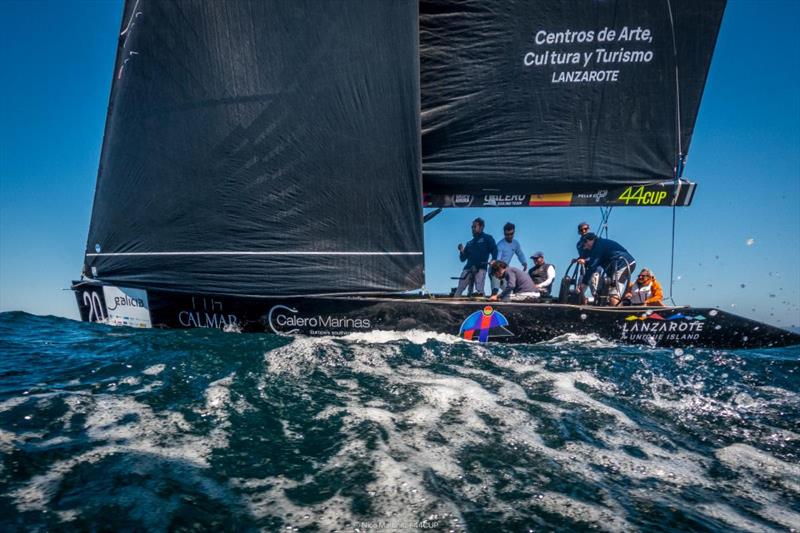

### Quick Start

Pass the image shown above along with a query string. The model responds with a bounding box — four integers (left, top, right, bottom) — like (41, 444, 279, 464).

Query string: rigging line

(668, 205, 677, 305)
(598, 206, 613, 238)
(665, 0, 683, 172)
(86, 251, 423, 257)
(665, 0, 682, 306)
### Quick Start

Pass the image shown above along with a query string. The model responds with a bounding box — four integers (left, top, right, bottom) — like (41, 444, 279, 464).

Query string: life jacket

(530, 262, 554, 290)
(629, 281, 653, 305)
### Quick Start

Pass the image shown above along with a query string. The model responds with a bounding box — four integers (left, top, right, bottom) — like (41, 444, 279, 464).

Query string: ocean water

(0, 312, 798, 532)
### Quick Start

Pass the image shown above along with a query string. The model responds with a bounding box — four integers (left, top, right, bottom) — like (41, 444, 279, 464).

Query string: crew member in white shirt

(527, 251, 556, 296)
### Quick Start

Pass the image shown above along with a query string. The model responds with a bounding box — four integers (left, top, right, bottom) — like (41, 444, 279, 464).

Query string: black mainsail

(420, 0, 726, 205)
(84, 0, 424, 297)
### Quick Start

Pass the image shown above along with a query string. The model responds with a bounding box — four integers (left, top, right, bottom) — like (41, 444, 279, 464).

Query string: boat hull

(73, 282, 800, 349)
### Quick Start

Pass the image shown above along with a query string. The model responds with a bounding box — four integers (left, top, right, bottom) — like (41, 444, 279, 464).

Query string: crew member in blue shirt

(455, 218, 497, 297)
(577, 232, 636, 306)
(491, 222, 528, 296)
(575, 222, 590, 259)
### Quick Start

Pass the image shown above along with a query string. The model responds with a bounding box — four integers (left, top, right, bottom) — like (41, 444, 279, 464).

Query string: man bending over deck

(491, 222, 528, 296)
(489, 261, 538, 302)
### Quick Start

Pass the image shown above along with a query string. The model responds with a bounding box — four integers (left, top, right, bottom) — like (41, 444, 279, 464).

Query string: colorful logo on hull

(459, 306, 513, 342)
(625, 312, 706, 321)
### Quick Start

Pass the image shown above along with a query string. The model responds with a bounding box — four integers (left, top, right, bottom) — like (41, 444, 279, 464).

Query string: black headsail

(421, 0, 726, 207)
(85, 0, 423, 296)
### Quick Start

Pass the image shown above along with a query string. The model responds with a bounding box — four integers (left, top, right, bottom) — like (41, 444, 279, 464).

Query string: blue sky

(1, 1, 798, 328)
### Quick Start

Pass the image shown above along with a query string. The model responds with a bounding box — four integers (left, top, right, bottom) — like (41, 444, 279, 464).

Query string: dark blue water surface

(1, 311, 798, 532)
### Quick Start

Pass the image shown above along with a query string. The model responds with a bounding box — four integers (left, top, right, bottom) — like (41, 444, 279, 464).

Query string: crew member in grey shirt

(488, 261, 538, 302)
(491, 222, 528, 295)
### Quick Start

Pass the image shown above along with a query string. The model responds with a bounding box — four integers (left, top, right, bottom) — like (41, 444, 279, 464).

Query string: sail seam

(86, 251, 423, 256)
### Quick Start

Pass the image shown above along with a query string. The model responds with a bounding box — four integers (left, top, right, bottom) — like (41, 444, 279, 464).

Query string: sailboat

(73, 0, 800, 349)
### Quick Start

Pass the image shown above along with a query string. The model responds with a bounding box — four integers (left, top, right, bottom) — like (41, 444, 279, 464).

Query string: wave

(1, 313, 798, 531)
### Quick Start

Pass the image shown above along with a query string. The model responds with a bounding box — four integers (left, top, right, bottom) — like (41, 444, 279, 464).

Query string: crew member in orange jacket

(623, 268, 664, 306)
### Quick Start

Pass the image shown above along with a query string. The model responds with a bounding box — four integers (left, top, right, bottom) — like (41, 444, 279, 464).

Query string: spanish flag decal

(529, 193, 573, 207)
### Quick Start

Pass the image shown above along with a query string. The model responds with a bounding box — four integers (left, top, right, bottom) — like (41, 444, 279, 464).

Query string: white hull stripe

(86, 251, 423, 257)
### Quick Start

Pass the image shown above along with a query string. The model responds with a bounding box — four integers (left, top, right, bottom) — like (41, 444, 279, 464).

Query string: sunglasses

(579, 227, 589, 232)
(638, 274, 651, 279)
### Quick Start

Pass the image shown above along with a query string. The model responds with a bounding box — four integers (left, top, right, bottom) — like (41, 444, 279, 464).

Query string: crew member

(577, 232, 636, 306)
(455, 218, 497, 297)
(575, 222, 590, 259)
(623, 268, 664, 306)
(491, 222, 528, 296)
(489, 261, 538, 301)
(528, 251, 556, 296)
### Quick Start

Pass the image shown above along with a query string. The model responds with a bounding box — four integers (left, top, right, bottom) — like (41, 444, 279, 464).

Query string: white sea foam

(535, 491, 632, 531)
(9, 389, 230, 518)
(223, 321, 243, 333)
(257, 340, 790, 529)
(340, 328, 466, 345)
(694, 503, 784, 533)
(204, 374, 234, 412)
(5, 334, 795, 530)
(0, 428, 22, 454)
(264, 336, 343, 377)
(716, 444, 800, 494)
(142, 363, 165, 376)
(536, 332, 618, 348)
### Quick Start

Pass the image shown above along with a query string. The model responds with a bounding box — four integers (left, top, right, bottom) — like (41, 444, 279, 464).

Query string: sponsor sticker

(482, 194, 528, 207)
(617, 186, 670, 206)
(268, 305, 371, 336)
(575, 190, 609, 203)
(459, 306, 513, 343)
(177, 296, 239, 330)
(103, 286, 152, 328)
(451, 195, 474, 207)
(621, 312, 706, 343)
